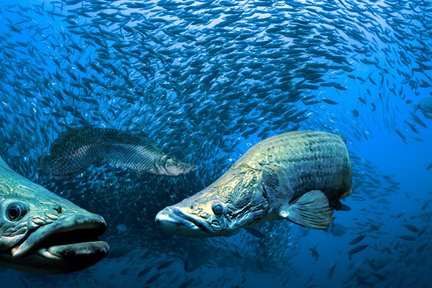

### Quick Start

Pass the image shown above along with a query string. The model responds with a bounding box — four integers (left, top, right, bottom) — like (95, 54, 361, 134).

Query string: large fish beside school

(41, 127, 195, 177)
(156, 130, 352, 236)
(0, 156, 108, 273)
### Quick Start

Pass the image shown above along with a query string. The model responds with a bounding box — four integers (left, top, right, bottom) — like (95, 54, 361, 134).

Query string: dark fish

(351, 109, 360, 117)
(329, 223, 347, 237)
(349, 234, 366, 245)
(244, 227, 266, 239)
(395, 129, 407, 144)
(404, 121, 419, 134)
(145, 273, 160, 285)
(157, 259, 176, 270)
(348, 245, 368, 259)
(137, 266, 152, 277)
(426, 163, 432, 171)
(322, 98, 338, 105)
(41, 127, 195, 177)
(328, 262, 336, 280)
(371, 272, 386, 281)
(398, 235, 416, 241)
(410, 111, 427, 128)
(177, 279, 194, 288)
(417, 98, 432, 119)
(358, 97, 367, 105)
(417, 243, 428, 253)
(402, 223, 419, 233)
(421, 200, 431, 211)
(309, 246, 319, 260)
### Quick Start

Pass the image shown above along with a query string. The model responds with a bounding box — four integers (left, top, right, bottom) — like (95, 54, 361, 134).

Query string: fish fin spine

(279, 190, 334, 229)
(333, 199, 351, 211)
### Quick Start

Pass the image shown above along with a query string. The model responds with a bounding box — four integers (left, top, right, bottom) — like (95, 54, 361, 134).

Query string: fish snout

(155, 206, 209, 236)
(164, 158, 196, 176)
(155, 207, 180, 228)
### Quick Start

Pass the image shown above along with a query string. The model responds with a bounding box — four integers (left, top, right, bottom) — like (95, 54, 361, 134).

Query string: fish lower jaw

(11, 214, 107, 258)
(8, 220, 109, 273)
(37, 241, 109, 260)
(155, 208, 211, 236)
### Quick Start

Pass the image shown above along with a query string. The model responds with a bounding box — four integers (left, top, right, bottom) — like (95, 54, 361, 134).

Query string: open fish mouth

(155, 207, 212, 236)
(11, 214, 108, 269)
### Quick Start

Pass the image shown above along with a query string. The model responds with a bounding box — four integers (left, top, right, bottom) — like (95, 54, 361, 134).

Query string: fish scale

(232, 131, 351, 205)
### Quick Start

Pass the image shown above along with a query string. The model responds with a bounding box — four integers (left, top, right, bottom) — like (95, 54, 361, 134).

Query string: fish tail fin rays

(279, 190, 334, 230)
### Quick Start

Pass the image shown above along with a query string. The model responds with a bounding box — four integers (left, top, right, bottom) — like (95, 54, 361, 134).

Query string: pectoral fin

(261, 165, 291, 200)
(279, 190, 334, 229)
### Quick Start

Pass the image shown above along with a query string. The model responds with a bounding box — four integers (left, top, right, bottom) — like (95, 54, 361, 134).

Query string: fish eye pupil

(212, 204, 223, 215)
(6, 203, 26, 221)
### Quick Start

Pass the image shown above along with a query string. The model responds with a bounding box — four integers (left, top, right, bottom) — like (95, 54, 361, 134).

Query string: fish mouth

(165, 162, 196, 176)
(155, 207, 212, 236)
(11, 214, 108, 273)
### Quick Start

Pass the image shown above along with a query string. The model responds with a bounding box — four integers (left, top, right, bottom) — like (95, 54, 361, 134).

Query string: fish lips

(155, 207, 213, 236)
(11, 214, 109, 272)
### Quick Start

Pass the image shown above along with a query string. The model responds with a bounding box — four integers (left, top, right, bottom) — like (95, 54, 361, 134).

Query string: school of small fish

(0, 0, 431, 287)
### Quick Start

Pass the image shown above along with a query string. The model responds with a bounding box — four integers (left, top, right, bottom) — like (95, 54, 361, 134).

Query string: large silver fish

(156, 131, 352, 236)
(41, 127, 195, 177)
(0, 156, 108, 273)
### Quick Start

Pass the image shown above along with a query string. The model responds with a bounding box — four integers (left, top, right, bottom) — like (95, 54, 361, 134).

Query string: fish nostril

(53, 205, 63, 214)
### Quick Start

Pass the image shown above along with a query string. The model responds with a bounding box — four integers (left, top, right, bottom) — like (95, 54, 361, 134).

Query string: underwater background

(0, 0, 431, 287)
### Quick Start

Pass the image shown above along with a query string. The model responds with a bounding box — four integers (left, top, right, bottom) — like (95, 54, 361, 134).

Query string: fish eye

(212, 203, 223, 216)
(6, 203, 27, 221)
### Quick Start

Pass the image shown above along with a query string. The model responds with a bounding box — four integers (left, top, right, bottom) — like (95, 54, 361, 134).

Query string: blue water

(0, 0, 431, 287)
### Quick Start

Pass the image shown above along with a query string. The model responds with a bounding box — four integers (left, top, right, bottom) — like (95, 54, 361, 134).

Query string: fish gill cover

(0, 0, 431, 287)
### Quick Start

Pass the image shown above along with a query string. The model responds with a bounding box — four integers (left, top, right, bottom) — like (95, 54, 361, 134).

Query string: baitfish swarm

(156, 131, 352, 237)
(41, 127, 195, 177)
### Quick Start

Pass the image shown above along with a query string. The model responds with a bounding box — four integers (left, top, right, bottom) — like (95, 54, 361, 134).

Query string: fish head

(156, 192, 233, 236)
(0, 163, 108, 273)
(156, 165, 270, 236)
(161, 156, 196, 176)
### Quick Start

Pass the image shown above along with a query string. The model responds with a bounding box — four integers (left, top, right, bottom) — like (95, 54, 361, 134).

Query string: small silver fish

(41, 127, 195, 177)
(156, 131, 352, 236)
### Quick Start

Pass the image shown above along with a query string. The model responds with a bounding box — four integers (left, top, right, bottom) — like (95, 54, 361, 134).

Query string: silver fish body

(0, 156, 108, 273)
(41, 127, 195, 177)
(156, 131, 352, 236)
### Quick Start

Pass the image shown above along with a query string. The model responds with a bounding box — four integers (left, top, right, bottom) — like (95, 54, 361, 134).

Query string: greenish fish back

(41, 127, 193, 176)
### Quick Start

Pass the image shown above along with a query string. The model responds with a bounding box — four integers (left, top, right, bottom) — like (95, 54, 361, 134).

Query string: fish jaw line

(37, 240, 109, 262)
(155, 207, 213, 236)
(165, 162, 196, 176)
(11, 213, 107, 258)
